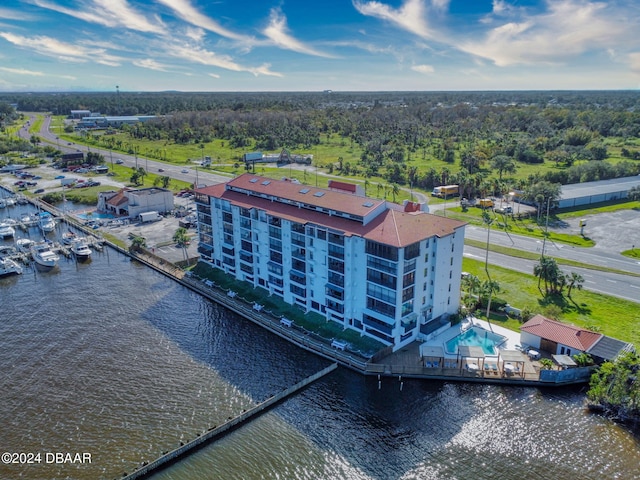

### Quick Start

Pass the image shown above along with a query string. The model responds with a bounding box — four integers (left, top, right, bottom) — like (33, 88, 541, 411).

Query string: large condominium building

(194, 174, 466, 351)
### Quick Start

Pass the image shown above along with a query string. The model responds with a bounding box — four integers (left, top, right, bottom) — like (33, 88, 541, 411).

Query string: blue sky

(0, 0, 639, 92)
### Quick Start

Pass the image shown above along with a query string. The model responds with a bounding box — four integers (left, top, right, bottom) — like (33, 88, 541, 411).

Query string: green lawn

(463, 257, 640, 348)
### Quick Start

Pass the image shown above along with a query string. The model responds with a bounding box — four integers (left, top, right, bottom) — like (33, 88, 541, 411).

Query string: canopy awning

(552, 354, 577, 368)
(458, 345, 486, 359)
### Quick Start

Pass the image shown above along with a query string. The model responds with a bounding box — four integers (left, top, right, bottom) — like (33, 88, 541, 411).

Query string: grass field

(462, 257, 640, 347)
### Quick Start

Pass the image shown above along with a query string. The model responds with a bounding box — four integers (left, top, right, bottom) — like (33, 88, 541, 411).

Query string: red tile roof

(521, 315, 602, 351)
(328, 180, 357, 193)
(106, 188, 130, 207)
(225, 173, 383, 218)
(196, 176, 465, 247)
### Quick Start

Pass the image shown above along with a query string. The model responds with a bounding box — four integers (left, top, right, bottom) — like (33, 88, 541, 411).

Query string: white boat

(61, 231, 77, 245)
(30, 242, 59, 267)
(71, 237, 92, 259)
(38, 212, 56, 232)
(0, 199, 6, 208)
(16, 238, 34, 254)
(0, 222, 15, 238)
(0, 256, 23, 276)
(5, 197, 15, 207)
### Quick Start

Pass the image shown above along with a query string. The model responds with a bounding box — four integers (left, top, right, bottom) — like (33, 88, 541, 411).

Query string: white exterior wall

(520, 332, 541, 349)
(197, 193, 466, 351)
(126, 189, 173, 218)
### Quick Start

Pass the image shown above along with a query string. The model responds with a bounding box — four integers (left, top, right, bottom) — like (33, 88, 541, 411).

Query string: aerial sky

(0, 0, 639, 92)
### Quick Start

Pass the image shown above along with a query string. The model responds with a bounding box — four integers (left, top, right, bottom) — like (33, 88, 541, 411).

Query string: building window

(405, 241, 420, 260)
(365, 240, 399, 261)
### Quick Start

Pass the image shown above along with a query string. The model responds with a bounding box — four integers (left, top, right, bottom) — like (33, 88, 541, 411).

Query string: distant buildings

(557, 176, 640, 209)
(98, 187, 173, 218)
(194, 174, 466, 351)
(76, 115, 157, 129)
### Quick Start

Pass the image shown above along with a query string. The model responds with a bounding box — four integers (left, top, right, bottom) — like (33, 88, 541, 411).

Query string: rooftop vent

(313, 191, 325, 197)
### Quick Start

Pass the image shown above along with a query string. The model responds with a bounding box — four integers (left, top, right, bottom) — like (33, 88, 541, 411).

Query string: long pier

(120, 363, 338, 480)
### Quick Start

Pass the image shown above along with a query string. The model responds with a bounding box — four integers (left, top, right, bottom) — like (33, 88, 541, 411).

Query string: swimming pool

(445, 326, 507, 355)
(75, 211, 116, 220)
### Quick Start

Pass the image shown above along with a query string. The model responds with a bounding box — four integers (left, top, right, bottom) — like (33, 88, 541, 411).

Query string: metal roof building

(558, 175, 640, 208)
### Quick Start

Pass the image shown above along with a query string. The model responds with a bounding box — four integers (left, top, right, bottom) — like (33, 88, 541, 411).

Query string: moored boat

(71, 237, 92, 259)
(61, 230, 77, 245)
(0, 256, 22, 276)
(0, 222, 15, 238)
(38, 212, 56, 233)
(16, 238, 34, 254)
(30, 242, 59, 267)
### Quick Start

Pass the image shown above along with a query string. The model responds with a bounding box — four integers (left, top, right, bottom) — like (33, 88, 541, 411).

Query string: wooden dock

(119, 363, 338, 480)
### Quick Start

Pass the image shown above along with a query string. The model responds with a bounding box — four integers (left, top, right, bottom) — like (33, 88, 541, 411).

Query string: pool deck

(369, 318, 552, 385)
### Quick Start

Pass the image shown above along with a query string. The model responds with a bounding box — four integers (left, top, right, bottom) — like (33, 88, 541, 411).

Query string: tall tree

(490, 154, 517, 180)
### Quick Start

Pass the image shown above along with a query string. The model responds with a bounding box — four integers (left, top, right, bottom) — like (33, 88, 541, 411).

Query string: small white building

(98, 187, 173, 218)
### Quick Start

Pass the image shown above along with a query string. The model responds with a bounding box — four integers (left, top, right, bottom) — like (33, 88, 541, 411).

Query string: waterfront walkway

(121, 249, 592, 387)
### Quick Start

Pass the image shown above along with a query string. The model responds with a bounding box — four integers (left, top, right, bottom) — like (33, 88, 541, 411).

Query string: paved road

(27, 114, 640, 302)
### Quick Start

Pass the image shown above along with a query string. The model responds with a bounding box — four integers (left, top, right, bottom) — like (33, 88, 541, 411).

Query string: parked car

(495, 206, 513, 214)
(55, 175, 65, 179)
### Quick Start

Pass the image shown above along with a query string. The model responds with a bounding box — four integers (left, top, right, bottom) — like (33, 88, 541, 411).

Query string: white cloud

(353, 0, 432, 39)
(0, 66, 75, 80)
(155, 0, 250, 42)
(0, 7, 32, 21)
(208, 73, 220, 79)
(430, 0, 450, 12)
(164, 43, 282, 77)
(411, 64, 434, 74)
(628, 52, 640, 73)
(0, 31, 124, 66)
(459, 0, 630, 67)
(132, 58, 170, 71)
(262, 8, 335, 58)
(0, 66, 45, 76)
(31, 0, 165, 34)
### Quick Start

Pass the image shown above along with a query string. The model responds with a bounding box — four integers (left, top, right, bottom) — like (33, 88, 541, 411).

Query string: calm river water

(1, 204, 639, 480)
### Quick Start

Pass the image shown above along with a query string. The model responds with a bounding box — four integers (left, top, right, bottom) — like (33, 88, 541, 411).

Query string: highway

(24, 114, 640, 303)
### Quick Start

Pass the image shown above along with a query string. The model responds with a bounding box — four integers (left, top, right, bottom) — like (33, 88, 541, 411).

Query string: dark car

(34, 188, 45, 194)
(158, 168, 165, 172)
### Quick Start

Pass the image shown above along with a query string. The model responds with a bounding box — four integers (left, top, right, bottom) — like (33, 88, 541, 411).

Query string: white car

(115, 159, 124, 164)
(181, 169, 189, 173)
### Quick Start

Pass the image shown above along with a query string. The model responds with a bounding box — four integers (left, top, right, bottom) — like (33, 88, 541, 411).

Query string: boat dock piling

(119, 363, 338, 480)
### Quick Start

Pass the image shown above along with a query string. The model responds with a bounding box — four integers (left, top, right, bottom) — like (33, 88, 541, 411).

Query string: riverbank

(0, 181, 594, 388)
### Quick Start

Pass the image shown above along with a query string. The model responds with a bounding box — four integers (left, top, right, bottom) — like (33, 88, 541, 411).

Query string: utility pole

(541, 197, 550, 258)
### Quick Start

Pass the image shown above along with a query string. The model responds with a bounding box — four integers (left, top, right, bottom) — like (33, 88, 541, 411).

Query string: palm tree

(566, 272, 584, 298)
(129, 235, 146, 253)
(533, 256, 562, 296)
(391, 183, 400, 203)
(173, 227, 189, 247)
(461, 273, 481, 309)
(481, 279, 501, 318)
(490, 154, 517, 180)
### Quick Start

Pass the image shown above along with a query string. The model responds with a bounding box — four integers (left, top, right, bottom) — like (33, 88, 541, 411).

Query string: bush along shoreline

(586, 351, 640, 431)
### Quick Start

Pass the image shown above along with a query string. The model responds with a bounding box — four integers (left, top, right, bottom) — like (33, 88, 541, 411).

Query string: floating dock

(120, 363, 338, 480)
